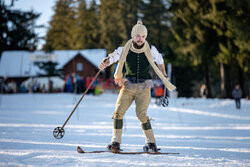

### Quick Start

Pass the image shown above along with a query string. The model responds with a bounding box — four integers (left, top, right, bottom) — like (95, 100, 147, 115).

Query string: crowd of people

(0, 77, 245, 109)
(1, 80, 19, 93)
(0, 75, 165, 98)
(0, 78, 53, 94)
(0, 74, 103, 95)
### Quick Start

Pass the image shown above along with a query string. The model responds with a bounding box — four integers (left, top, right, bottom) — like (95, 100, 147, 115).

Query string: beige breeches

(112, 81, 156, 144)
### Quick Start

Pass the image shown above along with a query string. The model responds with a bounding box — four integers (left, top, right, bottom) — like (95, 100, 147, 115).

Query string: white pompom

(137, 20, 143, 25)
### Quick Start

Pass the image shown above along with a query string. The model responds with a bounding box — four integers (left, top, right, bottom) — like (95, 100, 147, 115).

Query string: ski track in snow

(0, 93, 250, 167)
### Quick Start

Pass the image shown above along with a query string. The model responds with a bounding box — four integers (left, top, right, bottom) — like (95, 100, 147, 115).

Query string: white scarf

(114, 39, 176, 91)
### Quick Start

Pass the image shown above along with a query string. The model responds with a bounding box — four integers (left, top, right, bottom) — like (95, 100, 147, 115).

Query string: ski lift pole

(53, 58, 108, 139)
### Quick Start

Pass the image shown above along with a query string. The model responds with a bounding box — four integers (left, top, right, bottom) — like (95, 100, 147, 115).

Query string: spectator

(20, 84, 27, 93)
(48, 79, 53, 93)
(94, 84, 103, 95)
(154, 81, 164, 105)
(8, 81, 17, 93)
(3, 82, 10, 93)
(33, 80, 40, 92)
(65, 74, 73, 92)
(200, 84, 207, 98)
(232, 84, 242, 109)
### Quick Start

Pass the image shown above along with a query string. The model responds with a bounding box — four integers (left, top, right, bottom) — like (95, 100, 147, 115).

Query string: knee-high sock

(111, 119, 123, 143)
(141, 120, 156, 144)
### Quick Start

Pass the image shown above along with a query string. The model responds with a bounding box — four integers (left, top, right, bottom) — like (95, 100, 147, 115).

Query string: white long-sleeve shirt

(108, 45, 164, 66)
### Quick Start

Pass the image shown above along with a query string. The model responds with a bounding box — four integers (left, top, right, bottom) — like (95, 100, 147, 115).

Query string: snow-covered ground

(0, 93, 249, 167)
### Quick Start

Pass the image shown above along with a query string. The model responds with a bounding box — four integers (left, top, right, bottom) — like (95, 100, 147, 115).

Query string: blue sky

(9, 0, 57, 49)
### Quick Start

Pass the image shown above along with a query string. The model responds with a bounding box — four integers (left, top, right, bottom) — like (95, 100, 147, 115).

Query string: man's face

(133, 34, 146, 46)
(236, 85, 240, 89)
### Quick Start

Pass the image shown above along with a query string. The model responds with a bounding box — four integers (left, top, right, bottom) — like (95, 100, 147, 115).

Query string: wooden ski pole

(53, 58, 108, 139)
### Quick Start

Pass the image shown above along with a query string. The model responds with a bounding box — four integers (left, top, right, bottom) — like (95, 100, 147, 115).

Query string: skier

(232, 84, 242, 109)
(99, 21, 175, 152)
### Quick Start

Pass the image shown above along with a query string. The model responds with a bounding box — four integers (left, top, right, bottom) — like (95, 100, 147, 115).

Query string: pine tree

(75, 0, 100, 49)
(227, 0, 250, 72)
(99, 0, 127, 52)
(0, 1, 40, 56)
(142, 0, 169, 52)
(168, 0, 222, 97)
(34, 61, 60, 76)
(230, 0, 250, 97)
(167, 0, 250, 97)
(74, 0, 88, 49)
(43, 0, 76, 50)
(212, 0, 250, 97)
(120, 0, 142, 39)
(86, 0, 101, 48)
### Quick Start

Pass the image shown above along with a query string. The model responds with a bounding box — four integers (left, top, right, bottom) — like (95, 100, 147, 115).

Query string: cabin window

(76, 62, 83, 71)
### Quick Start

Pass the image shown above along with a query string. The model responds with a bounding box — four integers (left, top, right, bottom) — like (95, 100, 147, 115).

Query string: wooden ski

(77, 146, 179, 155)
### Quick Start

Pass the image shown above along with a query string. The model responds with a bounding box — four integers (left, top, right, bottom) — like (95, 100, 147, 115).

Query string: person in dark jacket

(232, 84, 242, 109)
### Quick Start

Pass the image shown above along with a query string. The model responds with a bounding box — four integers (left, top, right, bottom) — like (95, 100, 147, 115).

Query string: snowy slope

(0, 93, 250, 167)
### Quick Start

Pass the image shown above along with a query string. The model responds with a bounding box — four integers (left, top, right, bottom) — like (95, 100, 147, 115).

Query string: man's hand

(164, 74, 170, 81)
(99, 58, 110, 70)
(158, 64, 169, 80)
(114, 78, 124, 87)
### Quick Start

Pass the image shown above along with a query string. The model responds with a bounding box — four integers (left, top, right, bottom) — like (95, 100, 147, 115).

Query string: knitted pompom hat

(131, 20, 147, 38)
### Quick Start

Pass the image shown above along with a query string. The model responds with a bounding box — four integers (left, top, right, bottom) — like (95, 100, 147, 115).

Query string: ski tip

(77, 146, 85, 153)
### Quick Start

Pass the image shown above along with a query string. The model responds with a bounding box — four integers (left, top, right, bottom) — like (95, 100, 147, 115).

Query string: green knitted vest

(124, 50, 152, 83)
